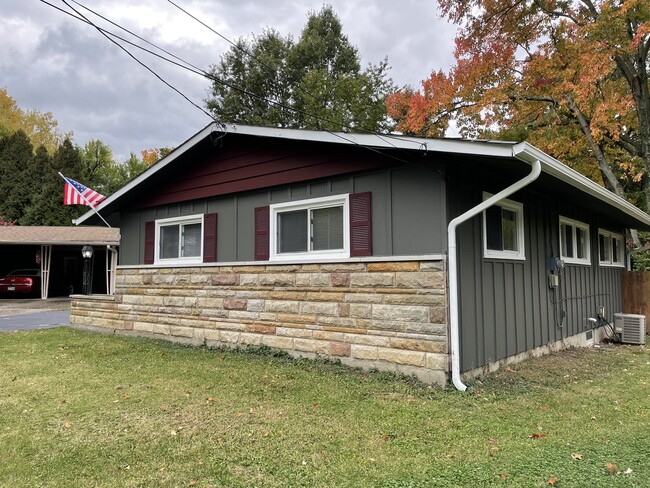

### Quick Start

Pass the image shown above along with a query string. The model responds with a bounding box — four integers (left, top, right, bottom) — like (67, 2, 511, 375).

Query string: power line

(41, 1, 426, 166)
(163, 0, 427, 154)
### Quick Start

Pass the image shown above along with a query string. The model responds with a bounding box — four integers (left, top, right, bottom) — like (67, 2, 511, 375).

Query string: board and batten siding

(453, 184, 624, 373)
(118, 164, 447, 265)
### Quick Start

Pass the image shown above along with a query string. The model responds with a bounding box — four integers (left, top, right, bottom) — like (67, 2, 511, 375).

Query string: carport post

(40, 244, 52, 299)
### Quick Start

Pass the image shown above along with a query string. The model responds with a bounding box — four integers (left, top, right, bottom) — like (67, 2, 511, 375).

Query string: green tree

(206, 6, 395, 132)
(0, 87, 66, 154)
(0, 130, 36, 223)
(22, 139, 86, 226)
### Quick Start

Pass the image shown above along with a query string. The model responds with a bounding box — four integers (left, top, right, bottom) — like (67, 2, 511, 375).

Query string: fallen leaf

(487, 437, 496, 444)
(63, 422, 73, 429)
(529, 433, 546, 439)
(501, 473, 507, 479)
(406, 397, 415, 404)
(540, 405, 548, 411)
(548, 477, 557, 485)
(206, 397, 216, 402)
(606, 462, 617, 475)
(188, 481, 198, 486)
(235, 412, 243, 417)
(311, 403, 319, 409)
(571, 453, 583, 460)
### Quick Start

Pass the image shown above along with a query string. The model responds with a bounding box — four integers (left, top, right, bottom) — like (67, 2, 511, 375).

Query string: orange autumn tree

(388, 1, 650, 216)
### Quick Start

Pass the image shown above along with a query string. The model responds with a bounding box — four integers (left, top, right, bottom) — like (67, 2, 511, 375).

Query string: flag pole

(58, 172, 112, 228)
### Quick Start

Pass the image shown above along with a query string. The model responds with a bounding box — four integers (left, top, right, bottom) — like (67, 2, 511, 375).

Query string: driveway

(0, 298, 70, 332)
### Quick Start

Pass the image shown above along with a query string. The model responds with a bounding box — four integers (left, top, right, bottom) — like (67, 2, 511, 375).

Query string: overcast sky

(2, 1, 457, 161)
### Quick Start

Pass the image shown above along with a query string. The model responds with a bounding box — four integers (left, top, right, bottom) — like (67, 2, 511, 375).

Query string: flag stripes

(62, 176, 106, 207)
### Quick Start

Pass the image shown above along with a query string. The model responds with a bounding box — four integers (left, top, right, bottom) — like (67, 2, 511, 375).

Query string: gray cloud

(2, 0, 457, 161)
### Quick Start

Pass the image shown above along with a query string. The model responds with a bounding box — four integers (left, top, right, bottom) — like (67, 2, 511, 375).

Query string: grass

(0, 328, 648, 487)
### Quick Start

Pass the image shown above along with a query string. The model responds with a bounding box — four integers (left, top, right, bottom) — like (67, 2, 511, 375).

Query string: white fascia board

(74, 123, 219, 225)
(513, 142, 650, 227)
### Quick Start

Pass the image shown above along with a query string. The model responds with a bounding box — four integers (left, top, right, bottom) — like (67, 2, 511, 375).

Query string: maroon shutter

(350, 192, 372, 257)
(203, 213, 218, 263)
(144, 220, 155, 264)
(254, 206, 270, 261)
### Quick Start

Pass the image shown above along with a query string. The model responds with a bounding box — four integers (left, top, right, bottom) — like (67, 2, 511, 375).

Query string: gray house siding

(452, 181, 624, 372)
(119, 164, 447, 266)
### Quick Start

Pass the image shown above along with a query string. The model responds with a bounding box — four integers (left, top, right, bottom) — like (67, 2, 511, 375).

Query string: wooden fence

(622, 271, 650, 333)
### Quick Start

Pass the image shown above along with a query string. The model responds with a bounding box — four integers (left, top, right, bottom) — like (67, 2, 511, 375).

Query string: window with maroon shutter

(150, 214, 205, 265)
(254, 206, 270, 261)
(203, 213, 218, 263)
(349, 192, 372, 257)
(263, 193, 371, 261)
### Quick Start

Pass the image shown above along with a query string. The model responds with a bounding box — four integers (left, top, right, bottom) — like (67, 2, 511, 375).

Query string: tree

(0, 87, 66, 154)
(22, 138, 86, 226)
(206, 6, 395, 132)
(387, 1, 650, 215)
(141, 147, 174, 166)
(0, 130, 38, 223)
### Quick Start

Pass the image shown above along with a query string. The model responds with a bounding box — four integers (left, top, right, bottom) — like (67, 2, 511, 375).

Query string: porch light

(81, 245, 94, 295)
(81, 245, 94, 259)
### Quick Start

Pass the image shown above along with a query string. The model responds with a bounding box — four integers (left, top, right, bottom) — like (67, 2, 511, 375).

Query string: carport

(0, 226, 120, 298)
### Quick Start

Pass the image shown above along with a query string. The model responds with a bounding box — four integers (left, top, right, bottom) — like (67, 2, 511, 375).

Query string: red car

(0, 269, 41, 297)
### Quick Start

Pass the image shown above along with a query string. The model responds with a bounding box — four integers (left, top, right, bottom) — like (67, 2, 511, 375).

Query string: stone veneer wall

(70, 260, 449, 385)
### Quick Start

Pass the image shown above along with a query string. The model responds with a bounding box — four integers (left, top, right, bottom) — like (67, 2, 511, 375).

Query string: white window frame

(559, 216, 591, 265)
(598, 229, 625, 267)
(482, 193, 526, 261)
(154, 214, 204, 265)
(270, 194, 350, 262)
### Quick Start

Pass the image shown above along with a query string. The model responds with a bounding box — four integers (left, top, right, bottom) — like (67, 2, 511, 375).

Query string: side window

(559, 216, 591, 265)
(482, 194, 525, 260)
(270, 195, 349, 261)
(598, 230, 624, 267)
(155, 214, 204, 265)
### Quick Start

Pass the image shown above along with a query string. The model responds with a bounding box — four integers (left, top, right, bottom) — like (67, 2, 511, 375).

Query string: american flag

(63, 176, 106, 207)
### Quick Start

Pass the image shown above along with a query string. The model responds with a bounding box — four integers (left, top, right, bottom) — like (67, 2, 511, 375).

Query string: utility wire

(42, 0, 426, 166)
(164, 0, 426, 153)
(162, 2, 421, 153)
(54, 0, 214, 120)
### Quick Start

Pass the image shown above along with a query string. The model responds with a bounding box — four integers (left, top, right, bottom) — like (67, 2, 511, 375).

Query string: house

(70, 124, 650, 389)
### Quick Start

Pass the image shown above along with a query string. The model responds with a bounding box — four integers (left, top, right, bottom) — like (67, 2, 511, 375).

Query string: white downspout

(448, 158, 542, 391)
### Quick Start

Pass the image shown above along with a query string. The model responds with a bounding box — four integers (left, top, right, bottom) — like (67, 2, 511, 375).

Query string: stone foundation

(70, 260, 449, 385)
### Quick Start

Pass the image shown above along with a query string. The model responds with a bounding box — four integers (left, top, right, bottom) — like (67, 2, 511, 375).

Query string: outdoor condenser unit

(613, 313, 646, 345)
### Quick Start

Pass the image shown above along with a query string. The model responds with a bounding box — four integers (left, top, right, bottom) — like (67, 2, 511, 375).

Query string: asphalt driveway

(0, 298, 70, 332)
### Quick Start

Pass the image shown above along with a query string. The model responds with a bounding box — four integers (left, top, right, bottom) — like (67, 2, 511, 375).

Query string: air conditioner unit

(614, 313, 646, 345)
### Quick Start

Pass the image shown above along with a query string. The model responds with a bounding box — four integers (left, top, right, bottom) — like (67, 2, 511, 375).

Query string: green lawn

(1, 328, 648, 487)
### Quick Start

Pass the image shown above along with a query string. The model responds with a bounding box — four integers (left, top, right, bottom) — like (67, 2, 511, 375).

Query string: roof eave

(513, 142, 650, 229)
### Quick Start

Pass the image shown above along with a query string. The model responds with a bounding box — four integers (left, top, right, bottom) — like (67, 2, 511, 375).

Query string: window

(559, 216, 590, 265)
(270, 195, 349, 261)
(482, 194, 525, 260)
(598, 230, 624, 267)
(155, 214, 204, 264)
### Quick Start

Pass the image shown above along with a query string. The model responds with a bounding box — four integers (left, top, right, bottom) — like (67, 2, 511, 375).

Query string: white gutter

(447, 157, 542, 391)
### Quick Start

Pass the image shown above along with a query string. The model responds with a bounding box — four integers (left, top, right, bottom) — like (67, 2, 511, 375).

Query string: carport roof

(0, 226, 120, 246)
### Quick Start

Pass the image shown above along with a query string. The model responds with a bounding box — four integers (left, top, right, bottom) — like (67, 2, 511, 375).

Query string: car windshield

(7, 269, 40, 277)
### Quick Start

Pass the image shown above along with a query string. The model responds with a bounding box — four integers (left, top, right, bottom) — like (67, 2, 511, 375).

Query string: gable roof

(0, 226, 120, 246)
(75, 123, 650, 230)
